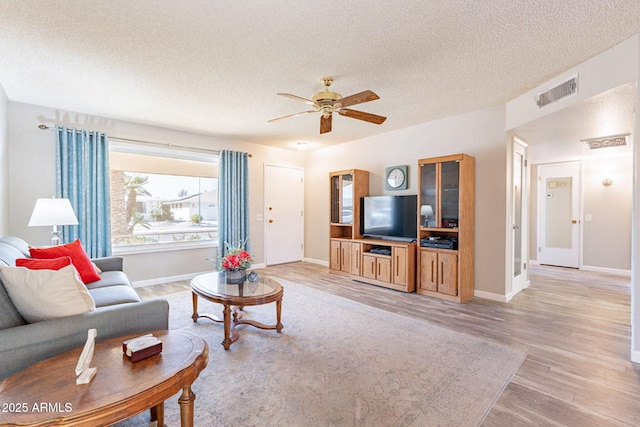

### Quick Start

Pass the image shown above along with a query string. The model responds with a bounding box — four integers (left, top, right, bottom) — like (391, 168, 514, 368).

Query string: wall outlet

(257, 214, 263, 221)
(584, 214, 592, 222)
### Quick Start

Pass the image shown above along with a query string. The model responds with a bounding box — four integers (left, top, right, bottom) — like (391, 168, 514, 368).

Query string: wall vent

(536, 75, 577, 108)
(581, 133, 629, 150)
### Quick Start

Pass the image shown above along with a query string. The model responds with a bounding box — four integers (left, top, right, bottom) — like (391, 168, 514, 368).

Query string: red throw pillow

(29, 239, 101, 284)
(16, 256, 73, 271)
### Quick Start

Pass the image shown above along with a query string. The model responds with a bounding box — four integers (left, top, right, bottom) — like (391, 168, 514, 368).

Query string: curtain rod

(37, 124, 252, 157)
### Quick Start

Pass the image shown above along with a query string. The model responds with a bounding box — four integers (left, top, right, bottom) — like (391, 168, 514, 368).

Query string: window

(109, 142, 218, 252)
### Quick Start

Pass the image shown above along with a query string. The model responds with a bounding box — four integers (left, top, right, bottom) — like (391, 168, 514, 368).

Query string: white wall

(7, 101, 305, 282)
(305, 104, 508, 297)
(507, 35, 639, 130)
(0, 82, 8, 235)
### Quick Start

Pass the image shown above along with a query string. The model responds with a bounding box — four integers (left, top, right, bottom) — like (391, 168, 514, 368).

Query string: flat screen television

(360, 195, 417, 241)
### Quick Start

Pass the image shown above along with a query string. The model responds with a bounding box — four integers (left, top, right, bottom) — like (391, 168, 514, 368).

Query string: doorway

(264, 164, 304, 265)
(511, 139, 529, 294)
(537, 162, 581, 268)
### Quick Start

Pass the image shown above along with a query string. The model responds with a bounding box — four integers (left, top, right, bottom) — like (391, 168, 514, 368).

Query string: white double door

(537, 162, 581, 268)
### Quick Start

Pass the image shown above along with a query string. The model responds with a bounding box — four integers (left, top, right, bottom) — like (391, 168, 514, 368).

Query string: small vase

(225, 269, 247, 284)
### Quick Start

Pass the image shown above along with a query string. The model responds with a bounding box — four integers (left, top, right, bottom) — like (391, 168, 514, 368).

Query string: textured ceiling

(0, 1, 639, 150)
(514, 82, 637, 146)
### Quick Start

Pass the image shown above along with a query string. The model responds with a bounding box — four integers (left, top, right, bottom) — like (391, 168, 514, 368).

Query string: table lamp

(420, 205, 434, 227)
(28, 198, 79, 245)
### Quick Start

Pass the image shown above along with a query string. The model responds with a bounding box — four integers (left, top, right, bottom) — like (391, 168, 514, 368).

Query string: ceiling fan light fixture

(312, 91, 342, 103)
(269, 77, 386, 134)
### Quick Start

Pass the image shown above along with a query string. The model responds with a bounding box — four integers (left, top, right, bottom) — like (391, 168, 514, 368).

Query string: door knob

(571, 220, 577, 224)
(268, 219, 274, 223)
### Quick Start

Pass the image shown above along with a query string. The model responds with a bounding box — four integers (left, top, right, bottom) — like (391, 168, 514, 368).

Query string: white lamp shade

(420, 205, 434, 217)
(28, 198, 79, 227)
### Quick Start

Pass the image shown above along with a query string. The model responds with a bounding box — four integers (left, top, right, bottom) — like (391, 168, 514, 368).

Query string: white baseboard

(530, 260, 630, 277)
(133, 271, 206, 287)
(303, 257, 329, 267)
(580, 265, 631, 277)
(474, 289, 509, 303)
(632, 349, 640, 364)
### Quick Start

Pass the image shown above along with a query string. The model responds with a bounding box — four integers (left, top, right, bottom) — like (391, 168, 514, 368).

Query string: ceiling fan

(268, 77, 387, 134)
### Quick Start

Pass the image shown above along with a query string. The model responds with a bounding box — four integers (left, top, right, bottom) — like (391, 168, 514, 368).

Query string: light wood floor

(138, 263, 639, 426)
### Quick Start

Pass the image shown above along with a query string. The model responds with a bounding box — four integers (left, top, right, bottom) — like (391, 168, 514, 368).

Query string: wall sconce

(602, 178, 613, 187)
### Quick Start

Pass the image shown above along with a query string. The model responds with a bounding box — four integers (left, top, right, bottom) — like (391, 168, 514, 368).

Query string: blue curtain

(56, 126, 112, 257)
(218, 150, 250, 254)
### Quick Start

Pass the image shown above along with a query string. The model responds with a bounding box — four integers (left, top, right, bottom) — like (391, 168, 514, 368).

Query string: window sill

(113, 240, 216, 255)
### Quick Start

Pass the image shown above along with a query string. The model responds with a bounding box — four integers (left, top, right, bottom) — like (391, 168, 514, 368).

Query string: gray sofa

(0, 236, 169, 380)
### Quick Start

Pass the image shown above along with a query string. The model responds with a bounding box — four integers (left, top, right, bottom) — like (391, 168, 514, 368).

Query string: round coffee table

(191, 271, 284, 350)
(0, 330, 208, 427)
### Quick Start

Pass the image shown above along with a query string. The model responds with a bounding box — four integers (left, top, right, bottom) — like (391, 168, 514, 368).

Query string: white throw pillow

(0, 264, 96, 323)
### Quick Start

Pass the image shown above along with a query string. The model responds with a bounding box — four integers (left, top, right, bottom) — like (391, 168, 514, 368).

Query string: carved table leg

(191, 292, 199, 322)
(178, 385, 196, 427)
(222, 303, 232, 350)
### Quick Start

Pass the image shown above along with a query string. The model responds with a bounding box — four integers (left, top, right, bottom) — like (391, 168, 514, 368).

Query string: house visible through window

(109, 142, 218, 251)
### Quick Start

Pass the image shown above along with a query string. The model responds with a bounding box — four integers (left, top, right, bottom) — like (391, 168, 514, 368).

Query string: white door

(512, 140, 529, 293)
(264, 164, 304, 265)
(538, 162, 581, 268)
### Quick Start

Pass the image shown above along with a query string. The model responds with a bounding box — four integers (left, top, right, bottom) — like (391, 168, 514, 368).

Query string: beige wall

(7, 101, 305, 282)
(508, 34, 639, 360)
(510, 36, 638, 272)
(583, 155, 632, 270)
(304, 104, 508, 297)
(528, 153, 632, 271)
(0, 82, 8, 235)
(633, 48, 640, 362)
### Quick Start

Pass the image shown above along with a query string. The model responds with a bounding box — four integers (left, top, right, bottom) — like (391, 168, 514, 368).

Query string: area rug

(116, 279, 525, 427)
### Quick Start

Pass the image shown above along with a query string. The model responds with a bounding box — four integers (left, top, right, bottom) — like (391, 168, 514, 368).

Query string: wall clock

(385, 165, 408, 190)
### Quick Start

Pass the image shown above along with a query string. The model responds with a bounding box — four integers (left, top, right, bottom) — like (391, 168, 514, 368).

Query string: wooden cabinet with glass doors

(417, 154, 475, 302)
(329, 169, 369, 275)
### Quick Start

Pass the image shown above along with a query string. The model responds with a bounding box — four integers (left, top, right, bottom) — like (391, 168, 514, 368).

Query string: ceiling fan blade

(338, 108, 387, 124)
(268, 110, 317, 123)
(277, 93, 316, 106)
(336, 90, 379, 108)
(320, 114, 332, 134)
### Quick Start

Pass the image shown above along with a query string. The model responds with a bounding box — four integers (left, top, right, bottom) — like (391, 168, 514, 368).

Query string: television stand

(332, 238, 415, 293)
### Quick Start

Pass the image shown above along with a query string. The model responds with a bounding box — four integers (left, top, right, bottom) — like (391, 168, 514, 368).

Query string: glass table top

(190, 271, 280, 298)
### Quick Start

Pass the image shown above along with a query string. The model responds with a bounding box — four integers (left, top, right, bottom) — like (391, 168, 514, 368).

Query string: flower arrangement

(220, 241, 253, 271)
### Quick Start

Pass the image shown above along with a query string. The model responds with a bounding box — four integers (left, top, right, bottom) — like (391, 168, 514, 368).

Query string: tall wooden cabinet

(329, 170, 368, 276)
(417, 154, 475, 302)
